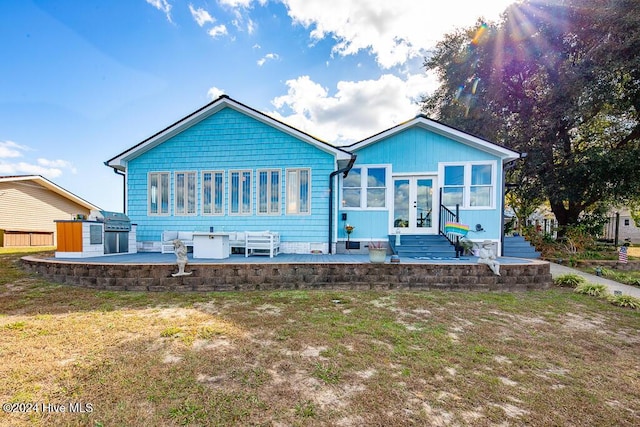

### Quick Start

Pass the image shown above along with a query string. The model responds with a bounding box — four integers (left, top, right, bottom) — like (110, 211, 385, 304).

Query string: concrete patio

(43, 251, 537, 265)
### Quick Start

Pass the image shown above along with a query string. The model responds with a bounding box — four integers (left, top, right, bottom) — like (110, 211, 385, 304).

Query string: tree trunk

(549, 200, 584, 238)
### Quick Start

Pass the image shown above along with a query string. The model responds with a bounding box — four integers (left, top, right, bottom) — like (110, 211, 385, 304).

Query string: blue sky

(0, 0, 514, 211)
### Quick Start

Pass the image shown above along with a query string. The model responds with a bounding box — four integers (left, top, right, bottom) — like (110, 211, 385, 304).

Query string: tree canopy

(422, 0, 640, 228)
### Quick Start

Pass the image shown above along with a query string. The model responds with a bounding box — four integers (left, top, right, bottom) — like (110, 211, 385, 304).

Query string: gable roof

(346, 115, 521, 162)
(0, 175, 101, 211)
(106, 95, 353, 171)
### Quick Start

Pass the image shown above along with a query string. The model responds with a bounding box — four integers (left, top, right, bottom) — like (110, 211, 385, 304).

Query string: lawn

(1, 251, 639, 426)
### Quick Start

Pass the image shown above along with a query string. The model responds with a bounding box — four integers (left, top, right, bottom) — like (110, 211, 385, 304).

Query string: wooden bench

(245, 231, 280, 258)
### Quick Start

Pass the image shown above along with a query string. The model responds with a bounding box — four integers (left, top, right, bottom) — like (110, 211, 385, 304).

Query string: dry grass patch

(1, 252, 639, 426)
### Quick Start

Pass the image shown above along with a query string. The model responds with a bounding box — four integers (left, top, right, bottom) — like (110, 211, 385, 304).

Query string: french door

(392, 176, 437, 234)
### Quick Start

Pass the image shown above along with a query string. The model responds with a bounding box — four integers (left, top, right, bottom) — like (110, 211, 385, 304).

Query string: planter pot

(369, 248, 387, 263)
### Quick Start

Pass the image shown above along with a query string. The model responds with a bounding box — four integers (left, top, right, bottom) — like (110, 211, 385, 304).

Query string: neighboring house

(105, 96, 521, 255)
(617, 209, 640, 244)
(0, 175, 101, 247)
(602, 208, 640, 244)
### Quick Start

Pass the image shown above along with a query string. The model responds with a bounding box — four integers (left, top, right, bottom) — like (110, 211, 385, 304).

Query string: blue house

(106, 96, 520, 256)
(340, 116, 520, 256)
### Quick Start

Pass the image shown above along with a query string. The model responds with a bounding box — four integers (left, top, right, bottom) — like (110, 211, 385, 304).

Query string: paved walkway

(549, 262, 640, 298)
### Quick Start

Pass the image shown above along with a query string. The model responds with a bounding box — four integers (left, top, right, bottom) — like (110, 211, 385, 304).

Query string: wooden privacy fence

(0, 230, 54, 247)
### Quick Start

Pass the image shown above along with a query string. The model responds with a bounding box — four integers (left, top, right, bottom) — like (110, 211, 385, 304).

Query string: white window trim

(257, 169, 281, 216)
(202, 170, 225, 216)
(439, 161, 497, 209)
(174, 171, 198, 216)
(341, 164, 390, 211)
(229, 170, 252, 215)
(148, 171, 170, 216)
(285, 168, 312, 215)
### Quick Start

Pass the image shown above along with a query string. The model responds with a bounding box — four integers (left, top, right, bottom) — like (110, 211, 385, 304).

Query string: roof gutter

(328, 154, 357, 254)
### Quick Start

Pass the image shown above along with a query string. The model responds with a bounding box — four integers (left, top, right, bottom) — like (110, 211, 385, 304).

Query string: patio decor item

(445, 222, 470, 237)
(478, 240, 500, 276)
(368, 242, 387, 263)
(172, 239, 192, 277)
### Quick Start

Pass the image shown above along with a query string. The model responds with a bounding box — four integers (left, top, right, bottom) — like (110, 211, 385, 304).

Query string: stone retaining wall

(21, 257, 552, 292)
(571, 259, 640, 271)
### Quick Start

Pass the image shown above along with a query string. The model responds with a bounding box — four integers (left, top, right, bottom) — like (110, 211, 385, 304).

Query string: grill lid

(97, 210, 131, 231)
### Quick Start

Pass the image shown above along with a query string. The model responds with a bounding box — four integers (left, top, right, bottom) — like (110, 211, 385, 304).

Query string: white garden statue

(478, 240, 500, 276)
(172, 239, 192, 277)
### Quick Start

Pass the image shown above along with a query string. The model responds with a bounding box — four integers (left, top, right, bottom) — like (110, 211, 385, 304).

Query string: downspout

(328, 154, 357, 254)
(107, 163, 127, 214)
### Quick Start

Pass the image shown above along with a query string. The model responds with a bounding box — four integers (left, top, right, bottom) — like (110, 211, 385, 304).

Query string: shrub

(574, 283, 608, 298)
(601, 269, 640, 287)
(607, 294, 640, 310)
(561, 225, 597, 254)
(554, 274, 586, 288)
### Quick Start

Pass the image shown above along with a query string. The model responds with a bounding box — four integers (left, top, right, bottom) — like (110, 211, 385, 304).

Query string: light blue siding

(340, 126, 505, 242)
(127, 107, 335, 244)
(355, 127, 498, 169)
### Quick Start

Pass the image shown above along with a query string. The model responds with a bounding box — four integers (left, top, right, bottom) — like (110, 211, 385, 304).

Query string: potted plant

(457, 237, 475, 256)
(368, 241, 387, 263)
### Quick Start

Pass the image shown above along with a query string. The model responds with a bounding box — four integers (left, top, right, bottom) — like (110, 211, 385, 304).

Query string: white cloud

(246, 18, 256, 34)
(207, 86, 226, 100)
(0, 161, 63, 178)
(207, 24, 228, 38)
(281, 0, 513, 68)
(257, 53, 279, 67)
(0, 141, 76, 178)
(269, 73, 437, 144)
(0, 140, 29, 158)
(37, 158, 77, 174)
(145, 0, 173, 23)
(189, 4, 215, 27)
(219, 0, 266, 7)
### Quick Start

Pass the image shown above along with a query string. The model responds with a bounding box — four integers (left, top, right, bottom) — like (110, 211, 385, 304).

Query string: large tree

(422, 0, 640, 229)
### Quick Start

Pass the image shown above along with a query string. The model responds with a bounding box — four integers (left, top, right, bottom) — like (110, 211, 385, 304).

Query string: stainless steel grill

(97, 210, 131, 253)
(98, 210, 131, 232)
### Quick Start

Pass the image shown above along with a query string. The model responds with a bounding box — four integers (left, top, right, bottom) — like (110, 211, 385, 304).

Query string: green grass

(1, 250, 639, 426)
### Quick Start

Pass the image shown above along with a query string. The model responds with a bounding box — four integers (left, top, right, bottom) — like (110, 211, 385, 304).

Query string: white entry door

(393, 176, 437, 234)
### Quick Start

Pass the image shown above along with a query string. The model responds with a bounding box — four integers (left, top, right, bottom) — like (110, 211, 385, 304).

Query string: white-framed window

(230, 170, 252, 215)
(441, 162, 495, 208)
(286, 168, 310, 215)
(342, 168, 361, 208)
(202, 171, 224, 215)
(258, 169, 281, 215)
(442, 165, 465, 207)
(341, 166, 387, 209)
(148, 172, 170, 215)
(175, 171, 197, 215)
(470, 164, 493, 207)
(366, 167, 387, 208)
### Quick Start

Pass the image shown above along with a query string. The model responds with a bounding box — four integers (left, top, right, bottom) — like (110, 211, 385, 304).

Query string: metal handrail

(438, 188, 461, 255)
